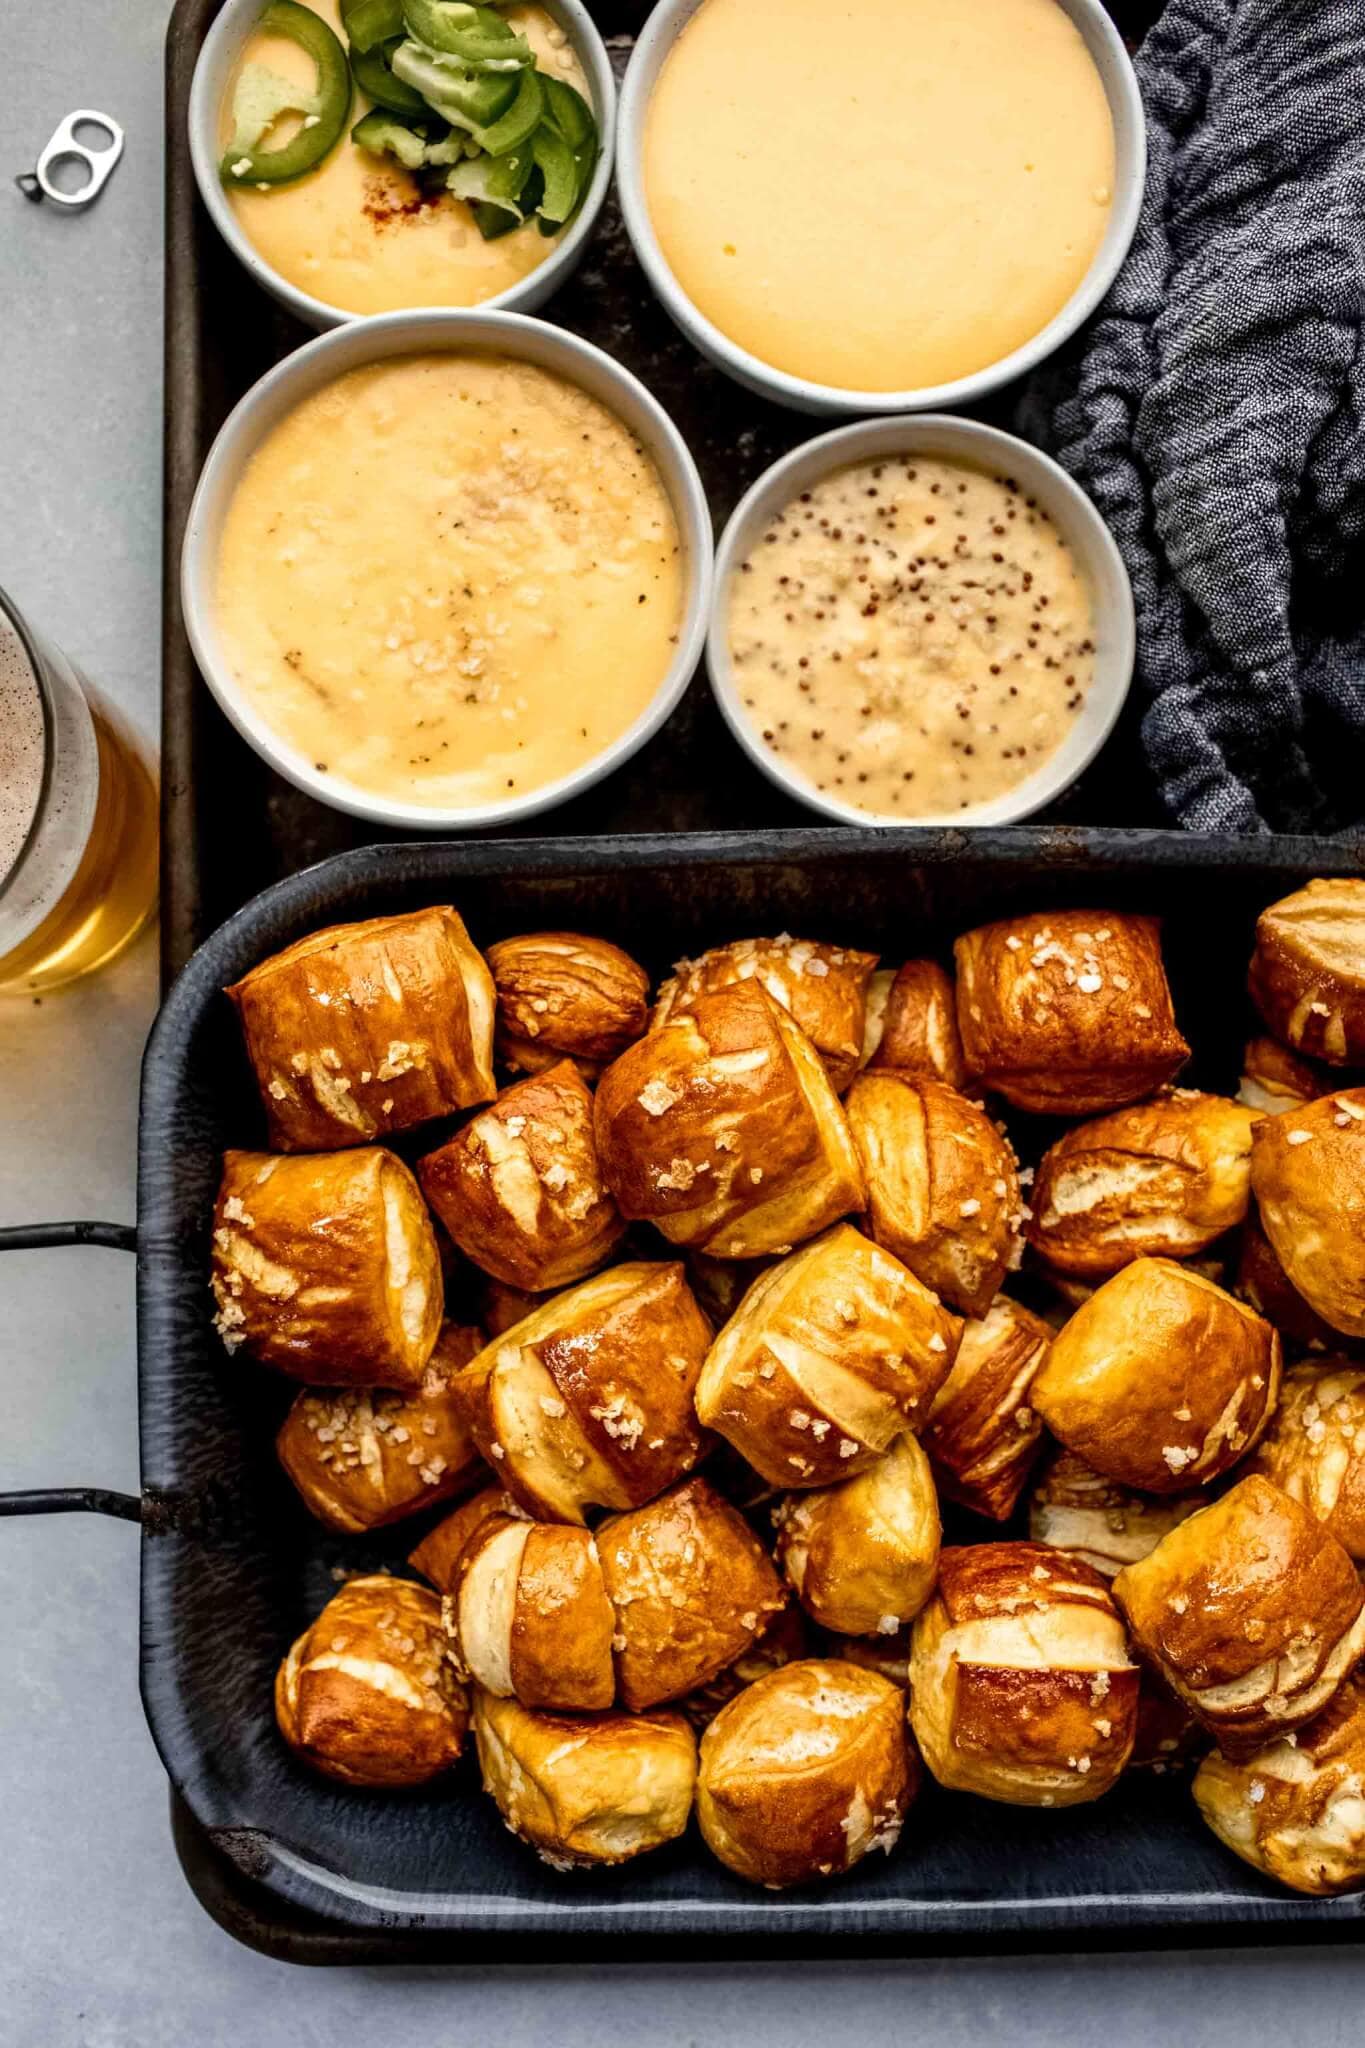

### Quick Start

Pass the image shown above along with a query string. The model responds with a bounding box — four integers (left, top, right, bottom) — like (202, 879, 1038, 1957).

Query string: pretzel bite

(953, 910, 1189, 1115)
(653, 935, 878, 1094)
(697, 1661, 915, 1888)
(594, 982, 865, 1260)
(1113, 1474, 1365, 1758)
(920, 1294, 1051, 1520)
(1239, 1035, 1333, 1117)
(1251, 1089, 1365, 1335)
(679, 1606, 814, 1727)
(210, 1147, 444, 1387)
(908, 1543, 1138, 1806)
(418, 1062, 624, 1293)
(485, 931, 650, 1080)
(695, 1223, 960, 1488)
(1249, 879, 1365, 1066)
(1251, 1361, 1365, 1559)
(861, 960, 969, 1089)
(596, 1477, 787, 1710)
(276, 1323, 484, 1532)
(773, 1432, 940, 1637)
(473, 1690, 696, 1870)
(1194, 1675, 1365, 1895)
(227, 907, 495, 1151)
(1031, 1258, 1281, 1493)
(450, 1261, 710, 1523)
(408, 1483, 527, 1591)
(845, 1073, 1022, 1317)
(1234, 1206, 1342, 1352)
(275, 1576, 467, 1788)
(1026, 1090, 1257, 1277)
(1027, 1445, 1203, 1579)
(447, 1515, 615, 1711)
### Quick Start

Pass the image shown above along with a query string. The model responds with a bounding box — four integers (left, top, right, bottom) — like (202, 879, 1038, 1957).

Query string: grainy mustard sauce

(726, 453, 1096, 817)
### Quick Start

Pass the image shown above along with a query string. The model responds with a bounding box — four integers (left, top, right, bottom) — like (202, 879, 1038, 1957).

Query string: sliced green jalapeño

(350, 106, 444, 169)
(340, 0, 404, 54)
(220, 0, 351, 184)
(350, 36, 430, 116)
(390, 40, 520, 127)
(402, 0, 531, 66)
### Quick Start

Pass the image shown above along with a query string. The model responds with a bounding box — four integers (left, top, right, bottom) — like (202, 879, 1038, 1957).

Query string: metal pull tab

(19, 109, 124, 210)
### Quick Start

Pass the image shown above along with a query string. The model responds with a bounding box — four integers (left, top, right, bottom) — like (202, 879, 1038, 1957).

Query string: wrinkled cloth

(1020, 0, 1365, 833)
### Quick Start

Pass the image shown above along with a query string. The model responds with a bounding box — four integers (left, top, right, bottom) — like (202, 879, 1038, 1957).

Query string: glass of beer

(0, 584, 158, 997)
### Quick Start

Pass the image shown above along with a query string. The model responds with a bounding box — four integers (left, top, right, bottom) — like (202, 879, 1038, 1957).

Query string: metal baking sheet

(139, 827, 1365, 1957)
(161, 0, 1163, 988)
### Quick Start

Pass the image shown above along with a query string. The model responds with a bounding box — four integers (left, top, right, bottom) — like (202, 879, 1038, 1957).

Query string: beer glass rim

(0, 580, 56, 904)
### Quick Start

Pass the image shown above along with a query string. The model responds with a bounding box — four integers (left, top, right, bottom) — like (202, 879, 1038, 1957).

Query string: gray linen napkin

(1020, 0, 1365, 833)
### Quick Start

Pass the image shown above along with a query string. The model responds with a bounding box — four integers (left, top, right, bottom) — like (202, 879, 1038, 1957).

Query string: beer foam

(0, 605, 45, 883)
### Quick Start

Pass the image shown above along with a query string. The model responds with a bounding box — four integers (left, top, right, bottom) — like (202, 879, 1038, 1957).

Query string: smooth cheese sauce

(644, 0, 1115, 393)
(223, 0, 587, 314)
(726, 453, 1096, 818)
(214, 353, 684, 810)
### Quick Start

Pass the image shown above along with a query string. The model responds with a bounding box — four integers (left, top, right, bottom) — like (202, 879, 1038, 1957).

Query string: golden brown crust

(953, 911, 1189, 1115)
(228, 907, 495, 1151)
(845, 1073, 1022, 1317)
(1251, 1090, 1365, 1336)
(1113, 1474, 1365, 1758)
(1026, 1089, 1258, 1277)
(862, 960, 969, 1090)
(695, 1223, 961, 1488)
(276, 1324, 485, 1532)
(908, 1543, 1138, 1806)
(1238, 1035, 1334, 1117)
(596, 1477, 788, 1711)
(1234, 1206, 1344, 1353)
(1194, 1675, 1365, 1894)
(408, 1483, 527, 1591)
(697, 1660, 916, 1888)
(275, 1576, 468, 1787)
(594, 982, 866, 1259)
(678, 1606, 813, 1727)
(1249, 880, 1365, 1066)
(921, 1294, 1051, 1520)
(1251, 1361, 1365, 1560)
(450, 1261, 711, 1523)
(486, 931, 650, 1080)
(653, 935, 879, 1094)
(1031, 1258, 1281, 1493)
(210, 1147, 444, 1388)
(773, 1433, 940, 1637)
(1027, 1444, 1203, 1579)
(418, 1062, 625, 1292)
(447, 1516, 616, 1712)
(473, 1690, 697, 1869)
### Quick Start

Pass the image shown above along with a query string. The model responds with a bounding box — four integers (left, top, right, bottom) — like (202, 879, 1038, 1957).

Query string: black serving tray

(134, 829, 1365, 1958)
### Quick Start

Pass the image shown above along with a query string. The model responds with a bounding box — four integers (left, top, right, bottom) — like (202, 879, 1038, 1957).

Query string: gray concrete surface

(1, 2, 1362, 2040)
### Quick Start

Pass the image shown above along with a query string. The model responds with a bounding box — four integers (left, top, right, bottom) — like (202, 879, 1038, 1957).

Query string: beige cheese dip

(726, 453, 1096, 818)
(224, 0, 588, 314)
(214, 352, 684, 811)
(644, 0, 1115, 393)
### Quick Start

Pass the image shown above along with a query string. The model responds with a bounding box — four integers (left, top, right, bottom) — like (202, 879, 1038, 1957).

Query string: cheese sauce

(726, 454, 1096, 818)
(214, 353, 684, 810)
(644, 0, 1115, 393)
(223, 0, 587, 315)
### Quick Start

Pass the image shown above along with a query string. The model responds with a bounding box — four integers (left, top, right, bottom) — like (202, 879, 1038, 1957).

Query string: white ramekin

(617, 0, 1146, 416)
(189, 0, 617, 330)
(708, 415, 1135, 827)
(181, 307, 713, 831)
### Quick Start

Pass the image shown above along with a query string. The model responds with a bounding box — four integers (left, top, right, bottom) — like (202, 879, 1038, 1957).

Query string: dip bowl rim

(706, 412, 1136, 828)
(180, 305, 715, 831)
(616, 0, 1147, 417)
(188, 0, 619, 333)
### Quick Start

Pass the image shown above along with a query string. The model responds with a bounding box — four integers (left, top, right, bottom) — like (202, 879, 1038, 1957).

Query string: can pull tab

(18, 109, 124, 210)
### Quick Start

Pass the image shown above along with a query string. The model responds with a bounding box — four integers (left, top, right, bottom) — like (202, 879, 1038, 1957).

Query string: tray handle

(0, 1219, 143, 1522)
